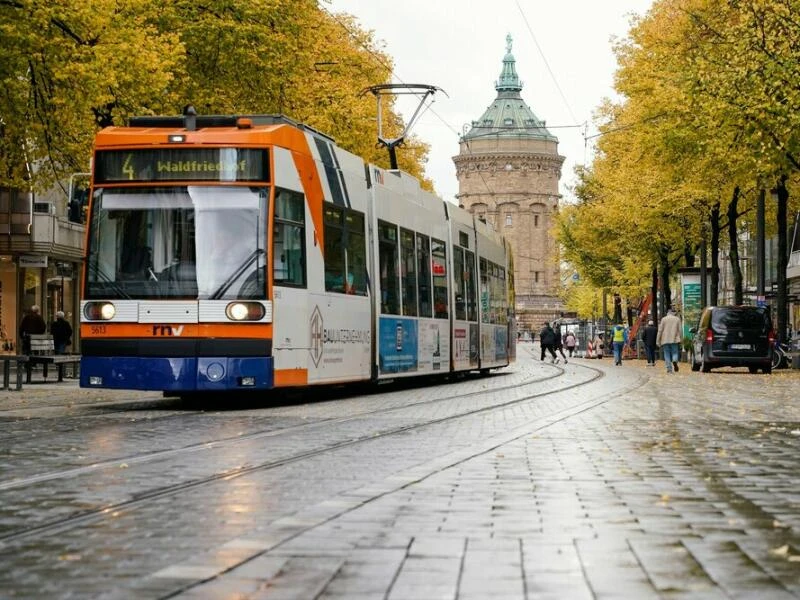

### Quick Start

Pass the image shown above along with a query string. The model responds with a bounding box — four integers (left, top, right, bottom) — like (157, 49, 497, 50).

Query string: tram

(79, 113, 516, 392)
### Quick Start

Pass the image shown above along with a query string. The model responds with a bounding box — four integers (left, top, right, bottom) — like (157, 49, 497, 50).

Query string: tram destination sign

(94, 148, 269, 183)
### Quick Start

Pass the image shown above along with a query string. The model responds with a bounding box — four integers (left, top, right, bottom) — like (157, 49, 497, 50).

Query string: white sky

(326, 0, 654, 204)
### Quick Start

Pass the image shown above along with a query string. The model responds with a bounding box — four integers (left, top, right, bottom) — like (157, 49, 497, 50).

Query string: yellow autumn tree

(0, 0, 184, 191)
(558, 0, 799, 312)
(0, 0, 432, 193)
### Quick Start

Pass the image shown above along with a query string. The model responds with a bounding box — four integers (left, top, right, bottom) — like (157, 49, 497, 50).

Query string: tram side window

(324, 206, 345, 292)
(417, 233, 432, 318)
(465, 249, 478, 322)
(507, 251, 515, 308)
(325, 205, 368, 294)
(401, 228, 417, 316)
(274, 189, 306, 287)
(378, 221, 400, 314)
(345, 211, 367, 295)
(493, 264, 508, 324)
(453, 247, 466, 320)
(480, 258, 490, 323)
(480, 260, 507, 324)
(432, 238, 448, 319)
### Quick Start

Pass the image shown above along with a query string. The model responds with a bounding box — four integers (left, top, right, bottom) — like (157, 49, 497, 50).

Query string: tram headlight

(84, 302, 116, 320)
(225, 302, 266, 321)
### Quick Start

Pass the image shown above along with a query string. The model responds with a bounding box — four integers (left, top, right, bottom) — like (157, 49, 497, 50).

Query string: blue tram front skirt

(80, 356, 273, 391)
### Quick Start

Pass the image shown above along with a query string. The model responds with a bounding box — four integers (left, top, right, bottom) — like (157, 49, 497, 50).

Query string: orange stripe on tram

(274, 369, 308, 387)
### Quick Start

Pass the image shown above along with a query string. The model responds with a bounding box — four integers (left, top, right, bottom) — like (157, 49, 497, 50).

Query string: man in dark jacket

(19, 305, 46, 354)
(50, 311, 73, 354)
(539, 322, 559, 363)
(642, 319, 658, 367)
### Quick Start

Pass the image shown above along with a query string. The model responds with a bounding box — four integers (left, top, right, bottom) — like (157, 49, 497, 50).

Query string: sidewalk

(2, 356, 798, 409)
(0, 367, 161, 410)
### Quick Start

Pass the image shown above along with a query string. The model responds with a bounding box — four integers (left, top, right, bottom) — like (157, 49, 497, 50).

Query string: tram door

(270, 152, 311, 387)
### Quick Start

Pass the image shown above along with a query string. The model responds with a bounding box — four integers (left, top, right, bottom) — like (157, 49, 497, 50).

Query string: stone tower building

(453, 35, 565, 335)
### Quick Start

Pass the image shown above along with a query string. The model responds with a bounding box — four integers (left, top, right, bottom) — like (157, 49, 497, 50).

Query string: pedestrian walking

(539, 322, 558, 363)
(50, 311, 73, 354)
(564, 331, 577, 357)
(656, 308, 682, 373)
(611, 321, 628, 365)
(554, 330, 568, 363)
(642, 319, 658, 366)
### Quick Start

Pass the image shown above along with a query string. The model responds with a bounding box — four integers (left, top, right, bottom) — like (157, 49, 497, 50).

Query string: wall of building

(454, 139, 564, 334)
(0, 184, 84, 356)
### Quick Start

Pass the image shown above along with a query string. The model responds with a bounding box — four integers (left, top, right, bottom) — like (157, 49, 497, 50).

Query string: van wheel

(748, 366, 759, 374)
(763, 364, 772, 374)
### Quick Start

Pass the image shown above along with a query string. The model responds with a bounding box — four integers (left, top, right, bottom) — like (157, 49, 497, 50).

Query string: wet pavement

(1, 350, 799, 598)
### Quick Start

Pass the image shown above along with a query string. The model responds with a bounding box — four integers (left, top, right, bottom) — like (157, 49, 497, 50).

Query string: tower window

(505, 214, 512, 226)
(504, 118, 513, 126)
(534, 271, 540, 283)
(534, 215, 539, 227)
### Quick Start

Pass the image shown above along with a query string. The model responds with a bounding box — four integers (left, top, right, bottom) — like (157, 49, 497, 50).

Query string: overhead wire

(319, 1, 503, 199)
(514, 1, 580, 127)
(320, 2, 594, 204)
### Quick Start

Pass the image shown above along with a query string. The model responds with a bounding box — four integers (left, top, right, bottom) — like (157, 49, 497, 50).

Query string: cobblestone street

(1, 350, 799, 598)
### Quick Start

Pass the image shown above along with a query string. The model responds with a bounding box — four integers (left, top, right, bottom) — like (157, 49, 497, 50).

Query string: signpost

(680, 271, 703, 338)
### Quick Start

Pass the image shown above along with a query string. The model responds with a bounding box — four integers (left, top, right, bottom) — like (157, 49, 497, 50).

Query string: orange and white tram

(80, 113, 515, 392)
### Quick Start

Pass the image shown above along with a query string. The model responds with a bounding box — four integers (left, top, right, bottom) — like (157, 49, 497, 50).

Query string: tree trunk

(727, 186, 743, 304)
(660, 246, 672, 313)
(710, 202, 721, 305)
(776, 176, 789, 342)
(651, 266, 659, 328)
(684, 242, 696, 267)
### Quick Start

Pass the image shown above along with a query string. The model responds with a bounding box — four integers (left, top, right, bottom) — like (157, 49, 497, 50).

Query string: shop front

(0, 185, 84, 357)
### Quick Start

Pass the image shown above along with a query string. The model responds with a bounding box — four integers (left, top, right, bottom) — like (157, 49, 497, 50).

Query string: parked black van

(689, 305, 774, 374)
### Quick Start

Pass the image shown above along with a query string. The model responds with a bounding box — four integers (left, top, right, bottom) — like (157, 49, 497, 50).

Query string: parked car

(689, 305, 774, 374)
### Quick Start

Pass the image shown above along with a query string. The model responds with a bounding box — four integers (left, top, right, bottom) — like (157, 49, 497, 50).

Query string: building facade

(453, 36, 565, 335)
(0, 180, 85, 356)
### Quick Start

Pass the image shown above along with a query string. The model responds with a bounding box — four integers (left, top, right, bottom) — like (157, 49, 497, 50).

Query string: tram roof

(126, 114, 335, 143)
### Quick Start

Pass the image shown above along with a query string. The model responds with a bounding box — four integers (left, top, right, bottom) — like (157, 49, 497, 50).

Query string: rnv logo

(152, 325, 184, 336)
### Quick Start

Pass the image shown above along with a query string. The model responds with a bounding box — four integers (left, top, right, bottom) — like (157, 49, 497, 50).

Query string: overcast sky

(326, 0, 654, 204)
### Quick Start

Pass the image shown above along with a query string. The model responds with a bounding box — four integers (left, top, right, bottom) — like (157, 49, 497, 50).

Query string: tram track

(0, 362, 563, 491)
(0, 361, 615, 546)
(0, 347, 554, 463)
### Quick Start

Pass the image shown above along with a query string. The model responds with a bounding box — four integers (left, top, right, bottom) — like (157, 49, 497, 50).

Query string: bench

(26, 355, 81, 383)
(24, 334, 80, 384)
(29, 333, 55, 355)
(1, 356, 29, 391)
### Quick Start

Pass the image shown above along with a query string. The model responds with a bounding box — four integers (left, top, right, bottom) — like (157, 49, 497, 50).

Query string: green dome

(463, 34, 557, 142)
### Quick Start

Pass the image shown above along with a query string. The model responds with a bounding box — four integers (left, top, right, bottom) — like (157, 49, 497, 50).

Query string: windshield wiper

(209, 249, 265, 300)
(88, 262, 131, 299)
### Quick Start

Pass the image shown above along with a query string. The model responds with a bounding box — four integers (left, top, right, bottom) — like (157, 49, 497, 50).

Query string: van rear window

(711, 307, 771, 332)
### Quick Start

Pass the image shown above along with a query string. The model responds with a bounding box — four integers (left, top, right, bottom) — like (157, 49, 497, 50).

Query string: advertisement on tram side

(378, 317, 419, 373)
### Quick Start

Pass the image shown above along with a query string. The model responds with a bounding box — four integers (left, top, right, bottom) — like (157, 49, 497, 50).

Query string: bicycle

(772, 341, 792, 370)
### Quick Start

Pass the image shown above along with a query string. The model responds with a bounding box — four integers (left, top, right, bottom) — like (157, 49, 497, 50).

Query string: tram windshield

(85, 186, 268, 300)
